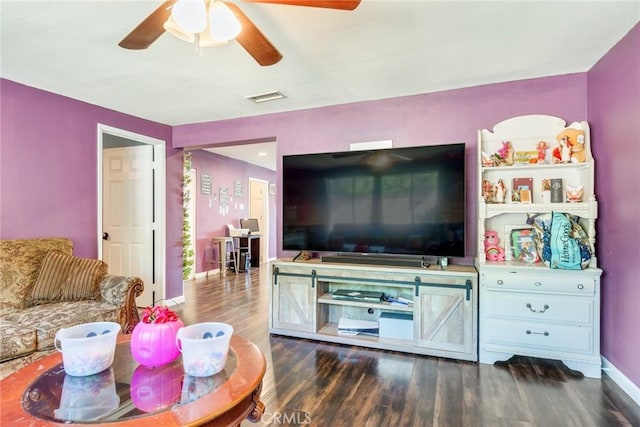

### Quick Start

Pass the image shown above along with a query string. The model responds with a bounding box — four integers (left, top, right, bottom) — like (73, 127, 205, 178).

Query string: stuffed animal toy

(484, 230, 506, 261)
(570, 133, 586, 163)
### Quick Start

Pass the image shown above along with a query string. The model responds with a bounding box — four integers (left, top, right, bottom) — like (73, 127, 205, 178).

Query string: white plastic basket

(54, 321, 120, 376)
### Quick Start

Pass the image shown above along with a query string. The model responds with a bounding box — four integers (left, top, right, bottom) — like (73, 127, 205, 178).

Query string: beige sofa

(0, 238, 143, 379)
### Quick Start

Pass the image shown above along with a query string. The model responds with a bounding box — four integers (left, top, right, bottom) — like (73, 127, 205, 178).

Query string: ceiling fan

(119, 0, 361, 66)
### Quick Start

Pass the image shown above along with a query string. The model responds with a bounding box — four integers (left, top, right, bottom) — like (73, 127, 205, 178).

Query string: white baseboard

(194, 269, 219, 279)
(164, 295, 185, 307)
(601, 356, 640, 407)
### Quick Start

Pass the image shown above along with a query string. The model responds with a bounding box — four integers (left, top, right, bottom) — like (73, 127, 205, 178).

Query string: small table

(0, 334, 266, 426)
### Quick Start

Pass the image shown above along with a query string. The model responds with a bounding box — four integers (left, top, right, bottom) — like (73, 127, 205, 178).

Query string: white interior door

(249, 178, 268, 264)
(103, 146, 154, 306)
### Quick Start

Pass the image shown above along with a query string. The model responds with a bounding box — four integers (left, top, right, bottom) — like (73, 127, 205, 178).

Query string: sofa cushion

(29, 252, 107, 304)
(0, 238, 73, 315)
(0, 319, 37, 362)
(2, 300, 120, 351)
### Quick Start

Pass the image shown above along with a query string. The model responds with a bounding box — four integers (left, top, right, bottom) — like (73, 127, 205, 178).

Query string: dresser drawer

(482, 272, 594, 294)
(483, 318, 594, 355)
(483, 292, 594, 325)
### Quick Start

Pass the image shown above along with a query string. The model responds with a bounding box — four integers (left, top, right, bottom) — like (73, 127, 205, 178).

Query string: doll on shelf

(536, 141, 548, 164)
(552, 135, 572, 163)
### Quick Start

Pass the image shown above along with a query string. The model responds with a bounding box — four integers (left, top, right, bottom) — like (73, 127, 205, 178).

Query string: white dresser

(479, 266, 601, 378)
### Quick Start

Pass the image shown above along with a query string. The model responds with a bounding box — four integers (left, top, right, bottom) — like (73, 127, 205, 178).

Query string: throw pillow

(30, 252, 107, 304)
(0, 238, 73, 313)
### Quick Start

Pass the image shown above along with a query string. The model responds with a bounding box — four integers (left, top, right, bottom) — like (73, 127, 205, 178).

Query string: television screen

(282, 143, 466, 258)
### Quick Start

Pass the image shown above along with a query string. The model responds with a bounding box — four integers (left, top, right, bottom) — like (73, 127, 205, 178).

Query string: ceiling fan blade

(242, 0, 360, 10)
(119, 0, 176, 50)
(225, 2, 283, 66)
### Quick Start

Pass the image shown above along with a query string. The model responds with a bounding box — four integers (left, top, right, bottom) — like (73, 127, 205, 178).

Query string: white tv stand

(269, 259, 478, 362)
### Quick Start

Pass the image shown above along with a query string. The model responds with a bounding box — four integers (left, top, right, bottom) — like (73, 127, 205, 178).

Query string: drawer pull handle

(577, 284, 584, 290)
(526, 330, 549, 336)
(526, 303, 549, 313)
(534, 281, 542, 287)
(497, 280, 504, 285)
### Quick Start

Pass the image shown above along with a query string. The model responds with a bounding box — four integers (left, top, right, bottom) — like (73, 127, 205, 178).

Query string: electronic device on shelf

(240, 218, 260, 234)
(332, 289, 384, 302)
(282, 143, 466, 261)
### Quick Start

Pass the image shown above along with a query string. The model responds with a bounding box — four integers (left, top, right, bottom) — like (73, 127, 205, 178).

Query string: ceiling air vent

(245, 90, 286, 103)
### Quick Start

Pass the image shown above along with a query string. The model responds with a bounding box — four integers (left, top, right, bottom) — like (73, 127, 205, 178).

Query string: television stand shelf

(270, 259, 478, 361)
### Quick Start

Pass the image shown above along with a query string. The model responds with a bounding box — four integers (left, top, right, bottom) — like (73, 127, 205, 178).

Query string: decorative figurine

(493, 179, 506, 203)
(481, 151, 496, 167)
(566, 185, 584, 202)
(484, 230, 506, 261)
(482, 180, 494, 203)
(552, 134, 572, 163)
(541, 179, 552, 203)
(493, 141, 514, 166)
(536, 140, 548, 164)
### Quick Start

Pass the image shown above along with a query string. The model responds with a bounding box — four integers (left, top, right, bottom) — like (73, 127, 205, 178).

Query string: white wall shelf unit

(477, 115, 602, 378)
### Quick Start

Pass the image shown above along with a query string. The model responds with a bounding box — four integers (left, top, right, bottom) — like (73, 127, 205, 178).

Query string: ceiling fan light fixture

(172, 0, 208, 34)
(163, 15, 197, 43)
(209, 1, 242, 42)
(198, 24, 230, 47)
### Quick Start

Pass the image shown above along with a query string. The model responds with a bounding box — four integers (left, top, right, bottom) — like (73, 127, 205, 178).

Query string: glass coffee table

(0, 334, 266, 426)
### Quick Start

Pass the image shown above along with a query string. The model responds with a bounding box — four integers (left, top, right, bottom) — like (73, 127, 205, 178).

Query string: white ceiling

(2, 1, 638, 169)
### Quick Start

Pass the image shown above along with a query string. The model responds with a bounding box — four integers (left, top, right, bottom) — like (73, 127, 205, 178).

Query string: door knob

(102, 232, 109, 241)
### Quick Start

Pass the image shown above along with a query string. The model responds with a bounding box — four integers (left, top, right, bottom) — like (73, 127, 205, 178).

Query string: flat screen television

(282, 143, 466, 259)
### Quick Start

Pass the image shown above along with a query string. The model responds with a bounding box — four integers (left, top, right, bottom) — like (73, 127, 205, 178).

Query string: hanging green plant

(182, 151, 194, 280)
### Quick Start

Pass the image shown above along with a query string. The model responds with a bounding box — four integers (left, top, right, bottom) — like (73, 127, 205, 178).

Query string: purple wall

(189, 150, 276, 273)
(174, 74, 588, 263)
(587, 23, 640, 387)
(0, 80, 184, 299)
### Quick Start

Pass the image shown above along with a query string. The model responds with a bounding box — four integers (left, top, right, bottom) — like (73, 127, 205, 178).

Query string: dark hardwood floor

(177, 265, 640, 427)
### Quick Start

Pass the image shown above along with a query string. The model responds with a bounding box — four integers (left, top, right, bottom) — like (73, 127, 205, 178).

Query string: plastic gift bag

(529, 212, 591, 269)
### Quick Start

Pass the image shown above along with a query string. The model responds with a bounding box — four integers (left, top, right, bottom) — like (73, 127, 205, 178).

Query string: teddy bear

(484, 230, 505, 261)
(570, 132, 586, 163)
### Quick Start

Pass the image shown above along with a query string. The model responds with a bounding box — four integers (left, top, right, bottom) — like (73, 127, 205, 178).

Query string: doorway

(97, 124, 166, 307)
(248, 178, 269, 264)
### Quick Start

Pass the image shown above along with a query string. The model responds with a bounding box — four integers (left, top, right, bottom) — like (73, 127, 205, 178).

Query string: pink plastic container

(130, 319, 184, 367)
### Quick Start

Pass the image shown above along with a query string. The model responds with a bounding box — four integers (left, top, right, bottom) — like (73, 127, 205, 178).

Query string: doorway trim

(97, 124, 167, 304)
(249, 177, 269, 264)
